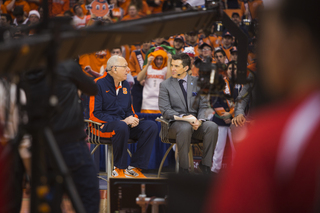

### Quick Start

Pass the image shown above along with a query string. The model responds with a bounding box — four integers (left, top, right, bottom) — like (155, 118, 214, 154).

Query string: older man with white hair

(89, 55, 158, 178)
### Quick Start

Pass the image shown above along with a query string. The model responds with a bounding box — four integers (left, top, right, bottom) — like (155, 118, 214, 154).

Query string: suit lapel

(171, 77, 187, 109)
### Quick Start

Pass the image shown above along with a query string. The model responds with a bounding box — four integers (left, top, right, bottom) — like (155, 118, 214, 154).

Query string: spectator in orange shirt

(121, 0, 150, 16)
(173, 35, 185, 54)
(240, 0, 263, 21)
(72, 4, 89, 28)
(208, 24, 222, 49)
(109, 0, 124, 21)
(121, 4, 141, 21)
(230, 46, 238, 62)
(12, 6, 28, 25)
(185, 31, 199, 56)
(214, 47, 228, 75)
(220, 31, 233, 61)
(50, 0, 70, 17)
(5, 0, 30, 19)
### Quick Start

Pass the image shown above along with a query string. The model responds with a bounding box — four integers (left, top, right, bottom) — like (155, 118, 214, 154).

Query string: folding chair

(155, 116, 202, 177)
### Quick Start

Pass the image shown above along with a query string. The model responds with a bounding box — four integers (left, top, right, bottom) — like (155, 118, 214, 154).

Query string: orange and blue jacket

(89, 72, 137, 137)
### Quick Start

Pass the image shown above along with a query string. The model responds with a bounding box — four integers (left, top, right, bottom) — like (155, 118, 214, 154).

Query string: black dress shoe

(198, 162, 211, 175)
(179, 167, 189, 174)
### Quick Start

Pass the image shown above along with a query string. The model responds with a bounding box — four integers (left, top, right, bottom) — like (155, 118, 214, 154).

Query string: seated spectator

(71, 0, 88, 15)
(230, 46, 238, 62)
(0, 14, 12, 27)
(121, 0, 150, 16)
(220, 31, 233, 61)
(173, 35, 185, 54)
(4, 0, 30, 19)
(27, 9, 40, 35)
(152, 37, 165, 47)
(182, 46, 196, 76)
(208, 24, 222, 49)
(12, 6, 28, 25)
(214, 47, 228, 75)
(109, 0, 124, 22)
(137, 48, 171, 113)
(50, 0, 69, 16)
(72, 4, 89, 28)
(185, 31, 199, 56)
(89, 55, 158, 178)
(230, 12, 249, 36)
(197, 42, 213, 63)
(211, 61, 240, 173)
(121, 4, 141, 21)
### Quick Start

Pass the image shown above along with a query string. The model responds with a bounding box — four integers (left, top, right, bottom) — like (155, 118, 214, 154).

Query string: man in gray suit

(158, 53, 218, 174)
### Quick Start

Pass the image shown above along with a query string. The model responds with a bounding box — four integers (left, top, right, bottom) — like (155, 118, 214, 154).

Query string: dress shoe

(198, 162, 211, 175)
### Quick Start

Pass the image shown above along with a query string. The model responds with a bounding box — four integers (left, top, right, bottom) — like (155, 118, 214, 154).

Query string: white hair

(106, 55, 122, 71)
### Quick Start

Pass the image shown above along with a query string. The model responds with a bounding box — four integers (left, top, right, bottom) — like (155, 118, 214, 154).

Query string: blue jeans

(59, 140, 100, 213)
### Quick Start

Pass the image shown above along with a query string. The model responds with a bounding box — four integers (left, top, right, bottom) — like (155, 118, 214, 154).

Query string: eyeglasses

(202, 48, 212, 51)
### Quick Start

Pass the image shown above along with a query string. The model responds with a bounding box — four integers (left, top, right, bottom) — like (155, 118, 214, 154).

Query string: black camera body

(195, 57, 225, 96)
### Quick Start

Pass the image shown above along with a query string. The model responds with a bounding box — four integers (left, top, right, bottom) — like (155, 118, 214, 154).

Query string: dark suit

(159, 74, 218, 169)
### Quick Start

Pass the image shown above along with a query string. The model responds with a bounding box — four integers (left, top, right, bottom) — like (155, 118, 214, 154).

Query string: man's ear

(184, 66, 189, 71)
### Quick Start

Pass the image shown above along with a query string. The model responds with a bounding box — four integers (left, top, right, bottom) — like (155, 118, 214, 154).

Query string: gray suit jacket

(158, 75, 208, 122)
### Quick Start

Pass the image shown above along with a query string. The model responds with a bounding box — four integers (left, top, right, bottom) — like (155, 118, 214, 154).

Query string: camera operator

(21, 60, 100, 213)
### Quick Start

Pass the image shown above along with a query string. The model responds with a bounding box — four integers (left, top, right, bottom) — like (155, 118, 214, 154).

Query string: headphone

(177, 66, 189, 76)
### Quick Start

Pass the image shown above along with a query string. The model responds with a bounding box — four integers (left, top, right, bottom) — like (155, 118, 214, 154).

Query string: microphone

(177, 70, 188, 76)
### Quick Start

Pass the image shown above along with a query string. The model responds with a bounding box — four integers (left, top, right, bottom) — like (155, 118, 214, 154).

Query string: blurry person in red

(205, 0, 320, 212)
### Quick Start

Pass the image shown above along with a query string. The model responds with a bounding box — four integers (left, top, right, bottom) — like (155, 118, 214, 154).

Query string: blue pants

(59, 140, 100, 213)
(102, 120, 158, 169)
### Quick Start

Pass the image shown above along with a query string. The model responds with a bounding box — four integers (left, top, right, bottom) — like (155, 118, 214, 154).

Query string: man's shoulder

(160, 76, 173, 86)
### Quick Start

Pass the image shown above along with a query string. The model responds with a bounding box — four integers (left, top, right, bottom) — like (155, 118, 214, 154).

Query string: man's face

(230, 52, 238, 61)
(29, 14, 39, 25)
(75, 6, 83, 16)
(223, 36, 233, 46)
(128, 6, 137, 16)
(154, 56, 163, 68)
(111, 48, 122, 56)
(188, 34, 198, 44)
(232, 15, 241, 26)
(201, 46, 212, 57)
(171, 59, 188, 79)
(113, 57, 130, 81)
(173, 39, 184, 50)
(0, 16, 8, 26)
(214, 52, 226, 64)
(142, 42, 151, 51)
(154, 37, 164, 45)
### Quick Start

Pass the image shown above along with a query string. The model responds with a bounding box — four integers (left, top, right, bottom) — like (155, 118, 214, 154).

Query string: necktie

(179, 79, 188, 109)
